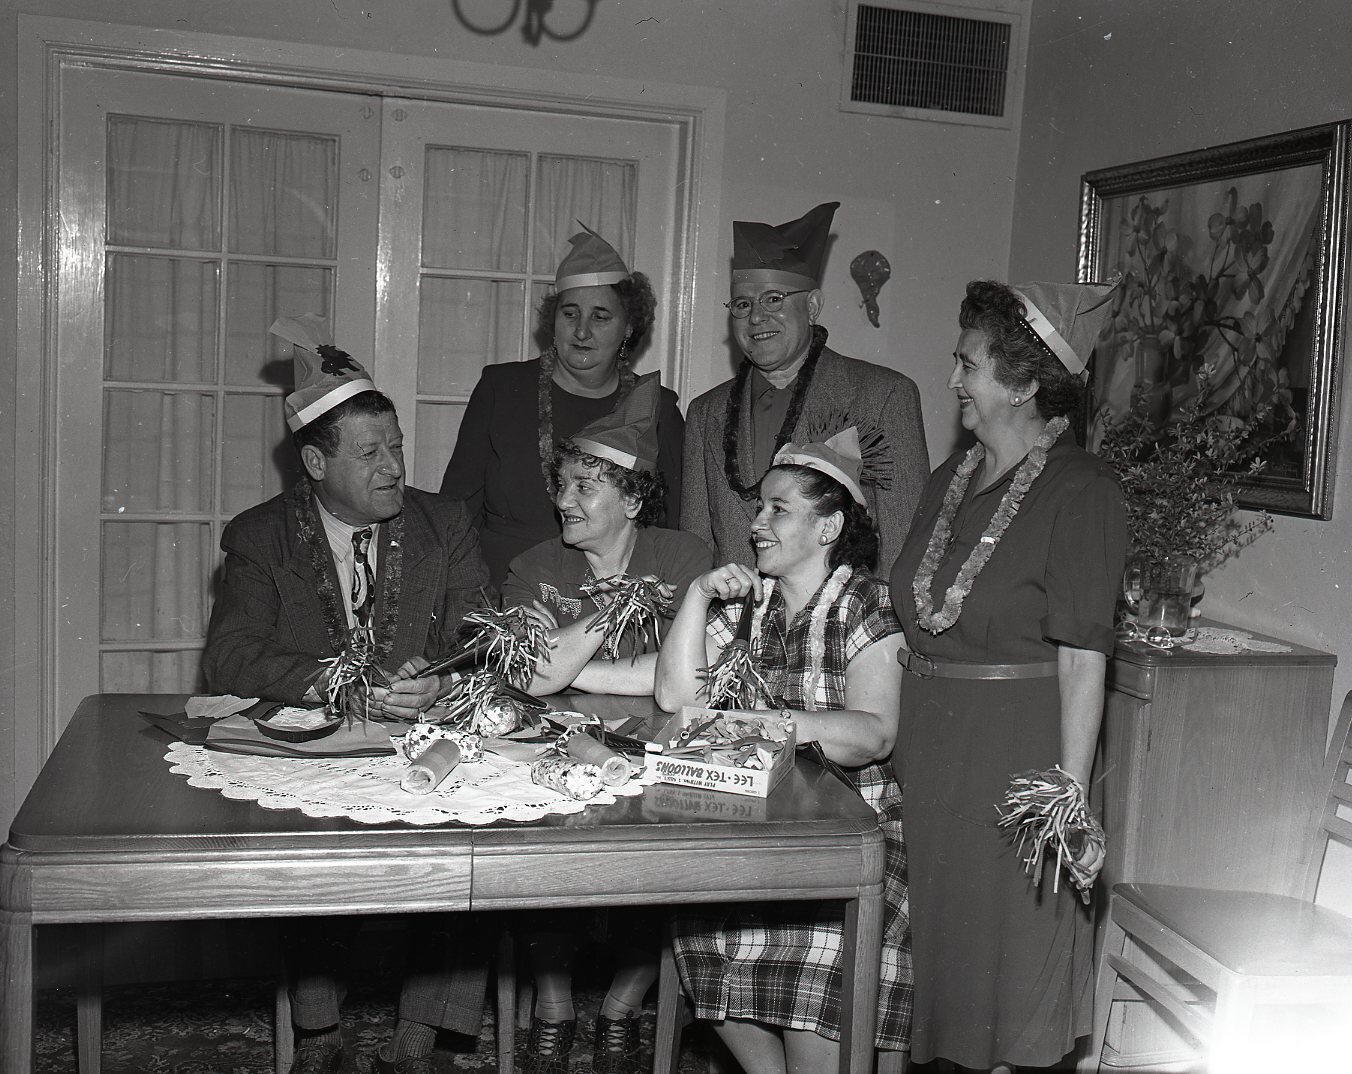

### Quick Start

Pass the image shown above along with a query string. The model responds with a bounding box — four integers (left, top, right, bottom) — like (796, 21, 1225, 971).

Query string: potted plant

(1095, 372, 1279, 635)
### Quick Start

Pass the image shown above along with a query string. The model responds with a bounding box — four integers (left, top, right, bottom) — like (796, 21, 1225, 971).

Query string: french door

(51, 64, 681, 727)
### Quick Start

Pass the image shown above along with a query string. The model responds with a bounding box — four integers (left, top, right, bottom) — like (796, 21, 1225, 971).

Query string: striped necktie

(351, 527, 375, 632)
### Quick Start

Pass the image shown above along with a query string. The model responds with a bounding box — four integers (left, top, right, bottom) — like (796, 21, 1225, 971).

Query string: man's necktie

(351, 527, 375, 632)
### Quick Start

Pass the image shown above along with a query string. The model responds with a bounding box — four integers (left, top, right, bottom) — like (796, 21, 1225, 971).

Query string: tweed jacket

(202, 482, 490, 703)
(681, 346, 929, 571)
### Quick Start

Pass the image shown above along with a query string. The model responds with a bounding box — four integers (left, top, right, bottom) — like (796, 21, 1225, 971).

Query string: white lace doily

(1182, 626, 1293, 655)
(166, 742, 656, 826)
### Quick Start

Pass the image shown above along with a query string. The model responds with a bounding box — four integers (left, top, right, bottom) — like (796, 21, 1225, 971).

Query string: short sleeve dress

(888, 431, 1127, 1069)
(440, 359, 686, 586)
(502, 527, 711, 659)
(671, 568, 914, 1052)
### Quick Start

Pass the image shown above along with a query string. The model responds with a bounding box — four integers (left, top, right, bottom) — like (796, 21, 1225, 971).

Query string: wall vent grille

(841, 1, 1026, 129)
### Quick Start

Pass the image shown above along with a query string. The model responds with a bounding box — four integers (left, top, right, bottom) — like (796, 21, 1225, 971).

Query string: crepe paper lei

(721, 324, 828, 501)
(912, 415, 1069, 635)
(536, 345, 637, 490)
(581, 574, 673, 660)
(996, 765, 1106, 905)
(802, 566, 851, 710)
(290, 479, 404, 667)
(701, 593, 774, 710)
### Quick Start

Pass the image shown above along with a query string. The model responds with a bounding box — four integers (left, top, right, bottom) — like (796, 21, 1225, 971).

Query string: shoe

(288, 1040, 343, 1074)
(521, 1016, 577, 1074)
(592, 1014, 642, 1074)
(371, 1051, 435, 1074)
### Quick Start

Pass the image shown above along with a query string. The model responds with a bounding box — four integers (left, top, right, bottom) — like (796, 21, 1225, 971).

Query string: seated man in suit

(203, 315, 491, 1074)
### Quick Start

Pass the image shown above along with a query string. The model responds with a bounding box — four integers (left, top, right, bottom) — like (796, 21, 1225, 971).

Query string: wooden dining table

(1, 693, 887, 1073)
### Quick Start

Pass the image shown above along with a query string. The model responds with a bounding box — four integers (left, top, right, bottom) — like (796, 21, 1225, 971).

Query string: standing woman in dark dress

(440, 227, 684, 586)
(890, 279, 1126, 1072)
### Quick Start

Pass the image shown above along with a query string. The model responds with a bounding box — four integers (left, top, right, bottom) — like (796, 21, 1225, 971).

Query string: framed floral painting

(1078, 122, 1351, 518)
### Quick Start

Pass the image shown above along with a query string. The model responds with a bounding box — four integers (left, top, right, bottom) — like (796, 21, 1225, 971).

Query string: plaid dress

(671, 569, 913, 1051)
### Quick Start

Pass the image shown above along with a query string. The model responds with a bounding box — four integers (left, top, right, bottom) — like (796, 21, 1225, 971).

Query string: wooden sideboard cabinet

(1093, 620, 1336, 1067)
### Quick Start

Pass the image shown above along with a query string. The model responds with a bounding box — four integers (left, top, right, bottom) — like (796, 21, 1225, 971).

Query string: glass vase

(1123, 553, 1199, 638)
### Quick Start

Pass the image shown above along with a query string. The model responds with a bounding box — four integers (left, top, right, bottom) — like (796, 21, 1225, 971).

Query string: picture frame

(1078, 122, 1351, 518)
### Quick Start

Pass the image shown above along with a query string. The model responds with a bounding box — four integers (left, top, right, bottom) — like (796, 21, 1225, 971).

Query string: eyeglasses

(723, 289, 810, 319)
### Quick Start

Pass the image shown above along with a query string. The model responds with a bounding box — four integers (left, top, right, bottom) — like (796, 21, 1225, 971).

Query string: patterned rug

(34, 970, 726, 1073)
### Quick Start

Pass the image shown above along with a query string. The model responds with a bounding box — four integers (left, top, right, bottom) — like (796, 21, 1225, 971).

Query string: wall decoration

(850, 249, 890, 327)
(1079, 122, 1351, 518)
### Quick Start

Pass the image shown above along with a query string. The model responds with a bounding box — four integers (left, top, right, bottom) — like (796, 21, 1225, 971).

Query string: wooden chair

(1084, 690, 1352, 1072)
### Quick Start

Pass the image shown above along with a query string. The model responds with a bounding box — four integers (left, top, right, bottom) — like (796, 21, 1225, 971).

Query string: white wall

(1009, 0, 1352, 909)
(0, 0, 1025, 829)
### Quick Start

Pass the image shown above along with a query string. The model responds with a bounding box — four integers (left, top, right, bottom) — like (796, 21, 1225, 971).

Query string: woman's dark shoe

(522, 1016, 577, 1074)
(592, 1013, 643, 1074)
(288, 1040, 343, 1074)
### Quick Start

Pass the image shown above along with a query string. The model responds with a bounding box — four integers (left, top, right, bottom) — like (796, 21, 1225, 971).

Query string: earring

(819, 534, 830, 545)
(1011, 395, 1022, 406)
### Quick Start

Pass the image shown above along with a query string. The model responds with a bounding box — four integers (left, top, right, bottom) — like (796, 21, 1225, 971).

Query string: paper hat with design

(1010, 280, 1119, 377)
(570, 371, 661, 474)
(773, 425, 867, 506)
(270, 314, 378, 432)
(732, 201, 839, 290)
(555, 223, 630, 292)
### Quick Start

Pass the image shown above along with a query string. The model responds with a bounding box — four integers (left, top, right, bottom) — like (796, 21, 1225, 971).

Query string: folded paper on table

(185, 694, 260, 720)
(204, 711, 397, 757)
(400, 738, 461, 794)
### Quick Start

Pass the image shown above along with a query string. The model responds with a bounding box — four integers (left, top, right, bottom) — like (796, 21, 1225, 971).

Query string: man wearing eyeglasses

(682, 201, 929, 568)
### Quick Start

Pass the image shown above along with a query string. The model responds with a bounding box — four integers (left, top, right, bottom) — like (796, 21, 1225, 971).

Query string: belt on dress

(899, 651, 1059, 680)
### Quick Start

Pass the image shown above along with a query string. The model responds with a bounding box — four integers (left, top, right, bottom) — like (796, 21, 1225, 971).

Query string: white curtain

(413, 149, 637, 488)
(101, 117, 333, 691)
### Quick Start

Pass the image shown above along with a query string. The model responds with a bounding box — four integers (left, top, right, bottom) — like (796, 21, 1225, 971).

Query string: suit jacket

(202, 481, 490, 703)
(681, 345, 929, 572)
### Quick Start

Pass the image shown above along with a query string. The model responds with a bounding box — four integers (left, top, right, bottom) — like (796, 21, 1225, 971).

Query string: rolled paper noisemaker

(531, 754, 604, 800)
(564, 731, 633, 786)
(400, 738, 461, 795)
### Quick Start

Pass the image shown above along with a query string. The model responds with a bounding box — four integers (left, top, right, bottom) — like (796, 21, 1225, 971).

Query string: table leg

(653, 930, 681, 1074)
(76, 922, 103, 1073)
(838, 888, 883, 1074)
(1, 908, 35, 1074)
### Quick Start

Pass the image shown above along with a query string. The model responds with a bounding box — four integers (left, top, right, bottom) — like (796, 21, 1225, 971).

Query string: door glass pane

(102, 391, 215, 513)
(230, 128, 338, 258)
(100, 522, 213, 642)
(223, 393, 304, 514)
(226, 263, 334, 386)
(414, 401, 464, 494)
(422, 147, 528, 271)
(105, 255, 219, 382)
(532, 155, 637, 273)
(417, 276, 526, 394)
(107, 116, 221, 249)
(102, 650, 204, 694)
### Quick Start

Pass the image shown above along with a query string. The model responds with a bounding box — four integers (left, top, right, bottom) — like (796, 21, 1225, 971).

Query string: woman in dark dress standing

(440, 227, 684, 587)
(890, 279, 1126, 1071)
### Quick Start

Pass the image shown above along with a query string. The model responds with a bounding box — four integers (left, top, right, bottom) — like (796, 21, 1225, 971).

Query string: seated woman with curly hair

(501, 372, 710, 1074)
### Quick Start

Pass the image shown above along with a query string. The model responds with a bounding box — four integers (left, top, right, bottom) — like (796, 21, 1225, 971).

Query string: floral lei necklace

(721, 324, 827, 500)
(912, 415, 1068, 634)
(537, 345, 636, 489)
(748, 564, 852, 709)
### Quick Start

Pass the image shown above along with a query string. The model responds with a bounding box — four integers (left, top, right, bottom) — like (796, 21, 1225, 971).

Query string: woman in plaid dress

(655, 429, 912, 1073)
